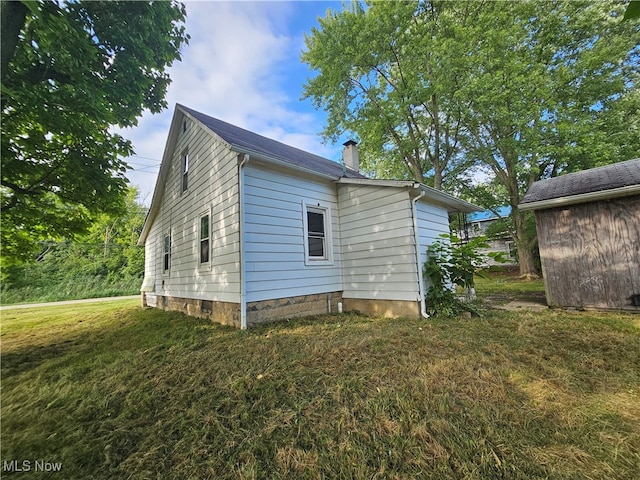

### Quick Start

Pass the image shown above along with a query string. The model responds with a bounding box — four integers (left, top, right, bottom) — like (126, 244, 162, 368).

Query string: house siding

(144, 119, 241, 309)
(415, 199, 452, 296)
(243, 162, 343, 303)
(338, 184, 419, 303)
(140, 106, 480, 327)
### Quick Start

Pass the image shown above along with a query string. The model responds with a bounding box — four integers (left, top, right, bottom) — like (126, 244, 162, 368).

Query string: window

(200, 214, 210, 264)
(163, 234, 171, 272)
(181, 152, 189, 192)
(307, 209, 326, 258)
(304, 203, 332, 264)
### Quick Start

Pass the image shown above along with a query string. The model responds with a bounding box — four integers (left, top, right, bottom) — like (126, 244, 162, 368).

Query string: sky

(119, 1, 348, 205)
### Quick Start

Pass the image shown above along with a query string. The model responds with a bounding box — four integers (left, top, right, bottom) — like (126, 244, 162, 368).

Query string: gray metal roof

(179, 104, 366, 179)
(520, 159, 640, 210)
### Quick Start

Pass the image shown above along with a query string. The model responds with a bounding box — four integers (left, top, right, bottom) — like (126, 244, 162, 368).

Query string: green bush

(423, 234, 504, 317)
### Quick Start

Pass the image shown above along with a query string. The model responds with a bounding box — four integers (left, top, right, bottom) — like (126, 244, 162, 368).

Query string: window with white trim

(181, 152, 189, 193)
(163, 233, 171, 272)
(199, 213, 210, 265)
(304, 203, 332, 264)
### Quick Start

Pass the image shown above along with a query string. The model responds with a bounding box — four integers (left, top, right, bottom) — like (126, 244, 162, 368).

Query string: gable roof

(138, 105, 479, 244)
(179, 104, 366, 179)
(520, 159, 640, 211)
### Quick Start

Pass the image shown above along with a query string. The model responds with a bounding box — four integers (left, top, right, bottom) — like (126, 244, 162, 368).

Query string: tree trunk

(512, 206, 539, 279)
(1, 0, 28, 84)
(433, 167, 442, 190)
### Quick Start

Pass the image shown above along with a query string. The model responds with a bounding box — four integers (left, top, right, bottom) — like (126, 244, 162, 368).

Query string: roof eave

(416, 184, 481, 213)
(519, 184, 640, 212)
(137, 107, 187, 245)
(336, 178, 481, 213)
(231, 144, 340, 181)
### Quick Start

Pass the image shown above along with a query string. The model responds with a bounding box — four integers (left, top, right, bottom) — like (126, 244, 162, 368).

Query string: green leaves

(423, 233, 492, 317)
(302, 1, 474, 188)
(1, 1, 189, 265)
(624, 1, 640, 20)
(304, 0, 639, 277)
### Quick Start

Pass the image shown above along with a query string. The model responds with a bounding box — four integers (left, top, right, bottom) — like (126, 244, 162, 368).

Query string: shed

(520, 159, 640, 311)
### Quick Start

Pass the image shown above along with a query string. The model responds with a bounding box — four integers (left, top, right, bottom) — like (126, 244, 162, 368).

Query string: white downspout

(411, 190, 430, 319)
(238, 153, 250, 329)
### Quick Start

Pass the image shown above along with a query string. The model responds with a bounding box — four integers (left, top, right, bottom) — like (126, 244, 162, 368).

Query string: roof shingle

(179, 104, 367, 179)
(521, 159, 640, 206)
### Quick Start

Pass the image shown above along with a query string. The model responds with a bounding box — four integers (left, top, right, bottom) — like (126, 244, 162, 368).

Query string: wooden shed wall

(535, 195, 640, 311)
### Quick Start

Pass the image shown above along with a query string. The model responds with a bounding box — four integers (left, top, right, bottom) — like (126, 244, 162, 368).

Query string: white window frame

(181, 151, 189, 193)
(303, 201, 333, 266)
(198, 210, 211, 268)
(162, 231, 171, 275)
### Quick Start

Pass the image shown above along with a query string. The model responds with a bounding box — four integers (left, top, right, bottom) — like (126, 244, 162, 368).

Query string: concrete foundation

(246, 291, 342, 327)
(343, 298, 420, 319)
(141, 293, 241, 328)
(141, 291, 343, 329)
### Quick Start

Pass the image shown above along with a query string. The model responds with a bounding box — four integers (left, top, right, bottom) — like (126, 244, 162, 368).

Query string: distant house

(520, 159, 640, 311)
(465, 206, 517, 266)
(138, 104, 479, 328)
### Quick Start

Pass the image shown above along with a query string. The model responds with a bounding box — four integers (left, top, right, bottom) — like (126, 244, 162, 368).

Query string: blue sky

(119, 1, 348, 204)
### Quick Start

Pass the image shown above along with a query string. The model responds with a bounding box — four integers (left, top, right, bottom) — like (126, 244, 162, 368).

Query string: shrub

(423, 234, 504, 317)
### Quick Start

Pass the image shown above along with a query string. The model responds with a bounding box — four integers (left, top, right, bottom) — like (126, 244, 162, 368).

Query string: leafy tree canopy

(1, 187, 147, 303)
(303, 0, 639, 276)
(625, 1, 640, 20)
(1, 0, 188, 265)
(302, 1, 476, 189)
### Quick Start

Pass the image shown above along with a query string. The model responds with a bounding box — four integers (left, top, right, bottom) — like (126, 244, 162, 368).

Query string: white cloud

(120, 1, 339, 203)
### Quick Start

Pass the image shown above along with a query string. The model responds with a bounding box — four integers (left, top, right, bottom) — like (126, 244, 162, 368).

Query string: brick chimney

(342, 140, 359, 173)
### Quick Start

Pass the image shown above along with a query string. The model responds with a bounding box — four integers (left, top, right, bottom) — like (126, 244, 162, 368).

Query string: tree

(458, 0, 639, 277)
(1, 0, 188, 264)
(303, 0, 639, 277)
(1, 187, 147, 303)
(302, 1, 476, 189)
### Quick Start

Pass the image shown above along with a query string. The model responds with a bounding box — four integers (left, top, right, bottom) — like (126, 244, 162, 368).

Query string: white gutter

(238, 153, 250, 330)
(519, 184, 640, 211)
(411, 191, 430, 319)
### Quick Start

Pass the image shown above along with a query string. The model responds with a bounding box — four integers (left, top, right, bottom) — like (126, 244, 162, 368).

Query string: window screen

(307, 209, 326, 258)
(200, 214, 210, 264)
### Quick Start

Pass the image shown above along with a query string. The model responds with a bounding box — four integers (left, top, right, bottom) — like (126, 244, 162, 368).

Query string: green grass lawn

(474, 268, 547, 305)
(2, 294, 639, 479)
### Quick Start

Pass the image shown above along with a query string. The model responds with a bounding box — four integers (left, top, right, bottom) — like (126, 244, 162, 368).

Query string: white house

(138, 105, 479, 328)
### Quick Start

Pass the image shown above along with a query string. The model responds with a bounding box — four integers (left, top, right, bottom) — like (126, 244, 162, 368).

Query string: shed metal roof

(467, 206, 512, 222)
(520, 159, 640, 211)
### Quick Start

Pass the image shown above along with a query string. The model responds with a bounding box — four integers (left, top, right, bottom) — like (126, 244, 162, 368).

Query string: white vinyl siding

(243, 162, 342, 302)
(415, 199, 451, 297)
(145, 117, 241, 303)
(339, 184, 419, 302)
